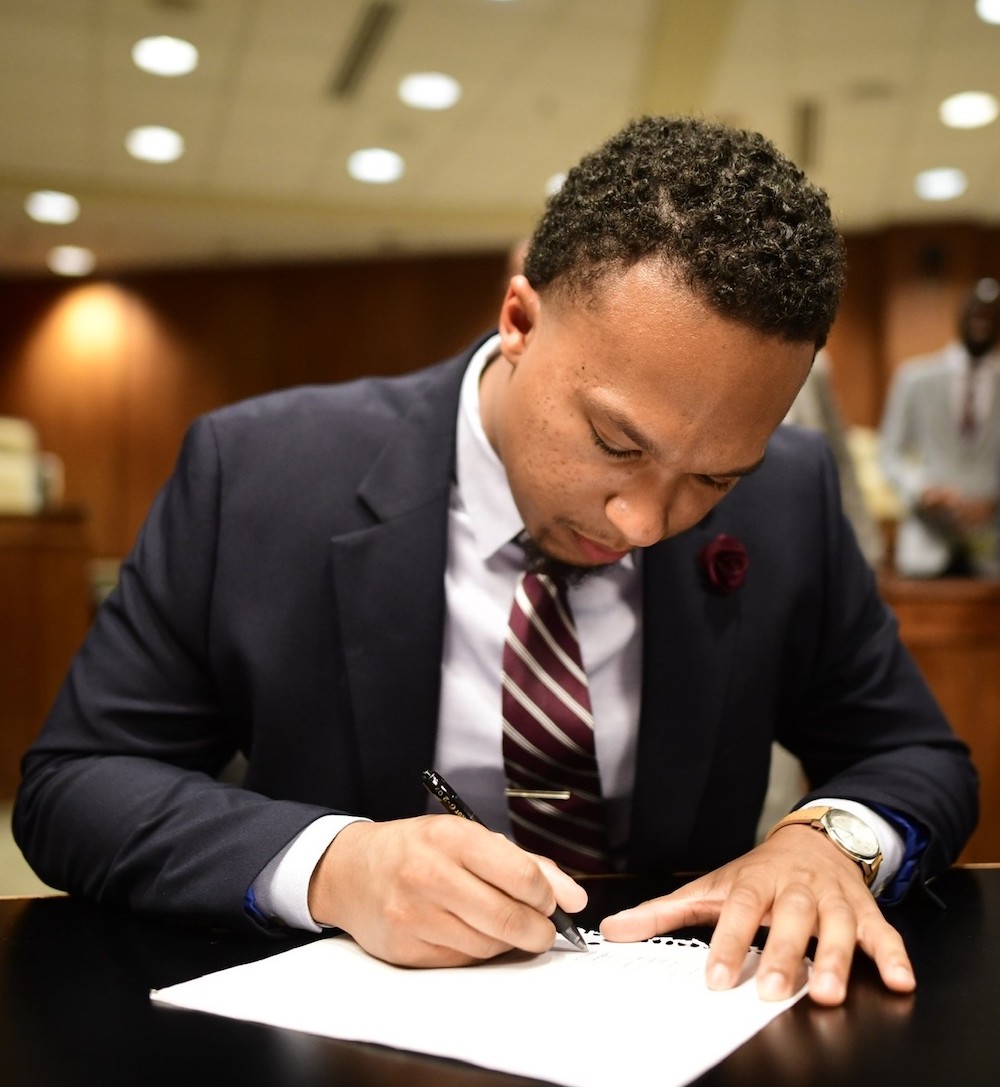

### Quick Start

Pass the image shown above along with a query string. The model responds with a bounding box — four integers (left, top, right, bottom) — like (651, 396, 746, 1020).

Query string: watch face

(822, 809, 880, 860)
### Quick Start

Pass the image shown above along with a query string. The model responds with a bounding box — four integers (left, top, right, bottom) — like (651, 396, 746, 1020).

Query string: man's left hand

(599, 826, 916, 1006)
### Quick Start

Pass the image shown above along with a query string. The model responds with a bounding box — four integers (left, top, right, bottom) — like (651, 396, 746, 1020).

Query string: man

(15, 117, 976, 1009)
(880, 278, 1000, 576)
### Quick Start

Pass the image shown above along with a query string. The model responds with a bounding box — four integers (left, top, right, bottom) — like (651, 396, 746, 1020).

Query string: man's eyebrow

(600, 406, 665, 459)
(599, 405, 766, 477)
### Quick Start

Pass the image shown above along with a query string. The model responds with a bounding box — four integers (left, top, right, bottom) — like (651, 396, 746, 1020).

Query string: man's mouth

(570, 530, 630, 565)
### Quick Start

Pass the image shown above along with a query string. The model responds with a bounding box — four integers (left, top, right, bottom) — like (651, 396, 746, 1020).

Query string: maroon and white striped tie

(502, 571, 611, 874)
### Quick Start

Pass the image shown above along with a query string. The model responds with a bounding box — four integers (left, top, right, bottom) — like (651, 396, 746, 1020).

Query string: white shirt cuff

(251, 814, 369, 931)
(807, 798, 904, 897)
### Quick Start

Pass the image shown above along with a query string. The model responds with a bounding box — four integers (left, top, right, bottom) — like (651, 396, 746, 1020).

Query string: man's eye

(590, 428, 638, 461)
(699, 475, 738, 493)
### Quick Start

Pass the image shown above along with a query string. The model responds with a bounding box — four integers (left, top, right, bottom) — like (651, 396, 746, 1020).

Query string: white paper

(151, 931, 806, 1087)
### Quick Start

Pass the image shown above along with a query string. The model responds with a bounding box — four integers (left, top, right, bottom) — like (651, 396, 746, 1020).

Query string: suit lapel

(627, 519, 744, 870)
(328, 358, 465, 822)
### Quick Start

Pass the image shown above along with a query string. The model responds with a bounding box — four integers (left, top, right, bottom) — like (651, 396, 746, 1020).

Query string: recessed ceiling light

(914, 167, 968, 201)
(976, 0, 1000, 25)
(132, 35, 199, 77)
(347, 147, 405, 184)
(126, 125, 185, 163)
(25, 190, 80, 224)
(47, 245, 96, 277)
(939, 91, 999, 129)
(398, 72, 462, 111)
(545, 172, 567, 197)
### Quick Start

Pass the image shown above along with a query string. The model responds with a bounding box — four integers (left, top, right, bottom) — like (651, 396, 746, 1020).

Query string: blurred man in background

(880, 278, 1000, 577)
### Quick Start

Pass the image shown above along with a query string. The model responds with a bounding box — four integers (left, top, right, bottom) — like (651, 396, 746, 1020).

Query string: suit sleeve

(13, 416, 337, 932)
(776, 436, 978, 884)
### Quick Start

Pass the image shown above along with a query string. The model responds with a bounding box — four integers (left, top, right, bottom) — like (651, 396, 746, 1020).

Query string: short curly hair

(523, 116, 845, 346)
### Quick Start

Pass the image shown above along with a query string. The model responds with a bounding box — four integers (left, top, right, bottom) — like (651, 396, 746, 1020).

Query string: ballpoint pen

(421, 768, 589, 952)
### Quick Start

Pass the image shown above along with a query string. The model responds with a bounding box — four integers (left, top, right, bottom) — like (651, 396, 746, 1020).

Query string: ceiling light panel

(25, 190, 80, 224)
(939, 91, 998, 129)
(132, 35, 199, 77)
(347, 147, 405, 184)
(398, 71, 461, 110)
(914, 167, 968, 201)
(976, 0, 1000, 25)
(47, 245, 95, 277)
(125, 125, 185, 164)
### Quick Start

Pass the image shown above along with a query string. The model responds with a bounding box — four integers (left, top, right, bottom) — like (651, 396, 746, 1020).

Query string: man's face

(479, 261, 815, 568)
(961, 297, 1000, 358)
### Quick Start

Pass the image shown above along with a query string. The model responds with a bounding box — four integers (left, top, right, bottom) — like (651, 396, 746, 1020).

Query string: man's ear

(497, 274, 541, 364)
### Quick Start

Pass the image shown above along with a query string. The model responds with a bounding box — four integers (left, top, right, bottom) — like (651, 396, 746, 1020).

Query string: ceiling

(0, 0, 998, 277)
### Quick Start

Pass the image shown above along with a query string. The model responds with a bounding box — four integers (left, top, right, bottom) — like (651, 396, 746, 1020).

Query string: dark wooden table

(2, 867, 998, 1086)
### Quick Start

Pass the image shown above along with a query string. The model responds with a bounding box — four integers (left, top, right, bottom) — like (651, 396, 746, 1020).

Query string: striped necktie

(501, 570, 611, 874)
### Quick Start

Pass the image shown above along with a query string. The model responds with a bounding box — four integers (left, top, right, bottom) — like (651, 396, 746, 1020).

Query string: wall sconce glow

(47, 245, 96, 277)
(25, 190, 80, 224)
(126, 125, 185, 163)
(347, 147, 405, 184)
(939, 91, 998, 129)
(914, 167, 968, 201)
(976, 0, 1000, 25)
(132, 35, 199, 77)
(398, 72, 462, 110)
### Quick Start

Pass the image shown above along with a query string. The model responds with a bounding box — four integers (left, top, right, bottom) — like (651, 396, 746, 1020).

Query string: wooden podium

(0, 510, 92, 800)
(881, 574, 1000, 864)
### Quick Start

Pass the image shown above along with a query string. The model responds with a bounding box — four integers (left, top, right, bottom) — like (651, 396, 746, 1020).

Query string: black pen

(421, 769, 589, 952)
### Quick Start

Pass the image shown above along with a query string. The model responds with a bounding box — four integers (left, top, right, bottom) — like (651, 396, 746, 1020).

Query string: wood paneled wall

(827, 222, 1000, 429)
(0, 252, 508, 558)
(2, 223, 1000, 558)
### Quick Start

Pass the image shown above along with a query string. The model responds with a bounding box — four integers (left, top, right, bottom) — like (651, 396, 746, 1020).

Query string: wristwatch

(765, 805, 883, 890)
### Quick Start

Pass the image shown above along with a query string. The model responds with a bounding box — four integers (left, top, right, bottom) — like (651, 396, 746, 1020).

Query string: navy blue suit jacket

(15, 339, 978, 930)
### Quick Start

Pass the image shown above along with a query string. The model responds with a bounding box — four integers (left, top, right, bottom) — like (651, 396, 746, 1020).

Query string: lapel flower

(699, 533, 749, 593)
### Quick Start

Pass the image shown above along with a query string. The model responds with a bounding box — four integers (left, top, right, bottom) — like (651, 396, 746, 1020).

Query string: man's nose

(605, 488, 671, 548)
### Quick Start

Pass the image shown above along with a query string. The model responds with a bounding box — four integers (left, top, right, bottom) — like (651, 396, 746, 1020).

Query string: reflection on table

(2, 867, 999, 1087)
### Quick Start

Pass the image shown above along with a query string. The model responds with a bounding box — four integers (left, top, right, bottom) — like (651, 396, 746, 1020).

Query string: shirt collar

(946, 341, 1000, 373)
(456, 334, 526, 561)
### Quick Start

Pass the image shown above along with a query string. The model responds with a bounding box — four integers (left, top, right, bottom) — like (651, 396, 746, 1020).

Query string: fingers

(744, 881, 854, 1004)
(858, 910, 917, 995)
(309, 816, 586, 968)
(532, 853, 589, 914)
(598, 833, 916, 1007)
(600, 880, 719, 943)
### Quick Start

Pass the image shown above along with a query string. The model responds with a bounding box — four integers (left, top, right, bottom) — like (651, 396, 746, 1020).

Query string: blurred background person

(879, 277, 1000, 578)
(784, 350, 884, 568)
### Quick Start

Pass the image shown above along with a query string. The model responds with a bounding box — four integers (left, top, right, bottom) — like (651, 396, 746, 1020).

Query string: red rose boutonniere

(699, 533, 749, 594)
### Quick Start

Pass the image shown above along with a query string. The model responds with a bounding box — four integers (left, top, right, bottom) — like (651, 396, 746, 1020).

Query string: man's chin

(518, 532, 623, 585)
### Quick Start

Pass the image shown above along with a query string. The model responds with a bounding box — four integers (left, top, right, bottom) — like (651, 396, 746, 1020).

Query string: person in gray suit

(880, 278, 1000, 577)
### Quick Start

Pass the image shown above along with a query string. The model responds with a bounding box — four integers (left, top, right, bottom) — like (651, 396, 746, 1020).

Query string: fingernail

(758, 971, 788, 1000)
(707, 962, 730, 990)
(812, 971, 845, 1003)
(888, 963, 916, 989)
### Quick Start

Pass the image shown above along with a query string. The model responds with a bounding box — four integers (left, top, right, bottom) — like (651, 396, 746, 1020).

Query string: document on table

(151, 931, 806, 1087)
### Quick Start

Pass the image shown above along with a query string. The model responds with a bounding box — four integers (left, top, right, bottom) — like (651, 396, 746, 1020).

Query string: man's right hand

(306, 816, 587, 967)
